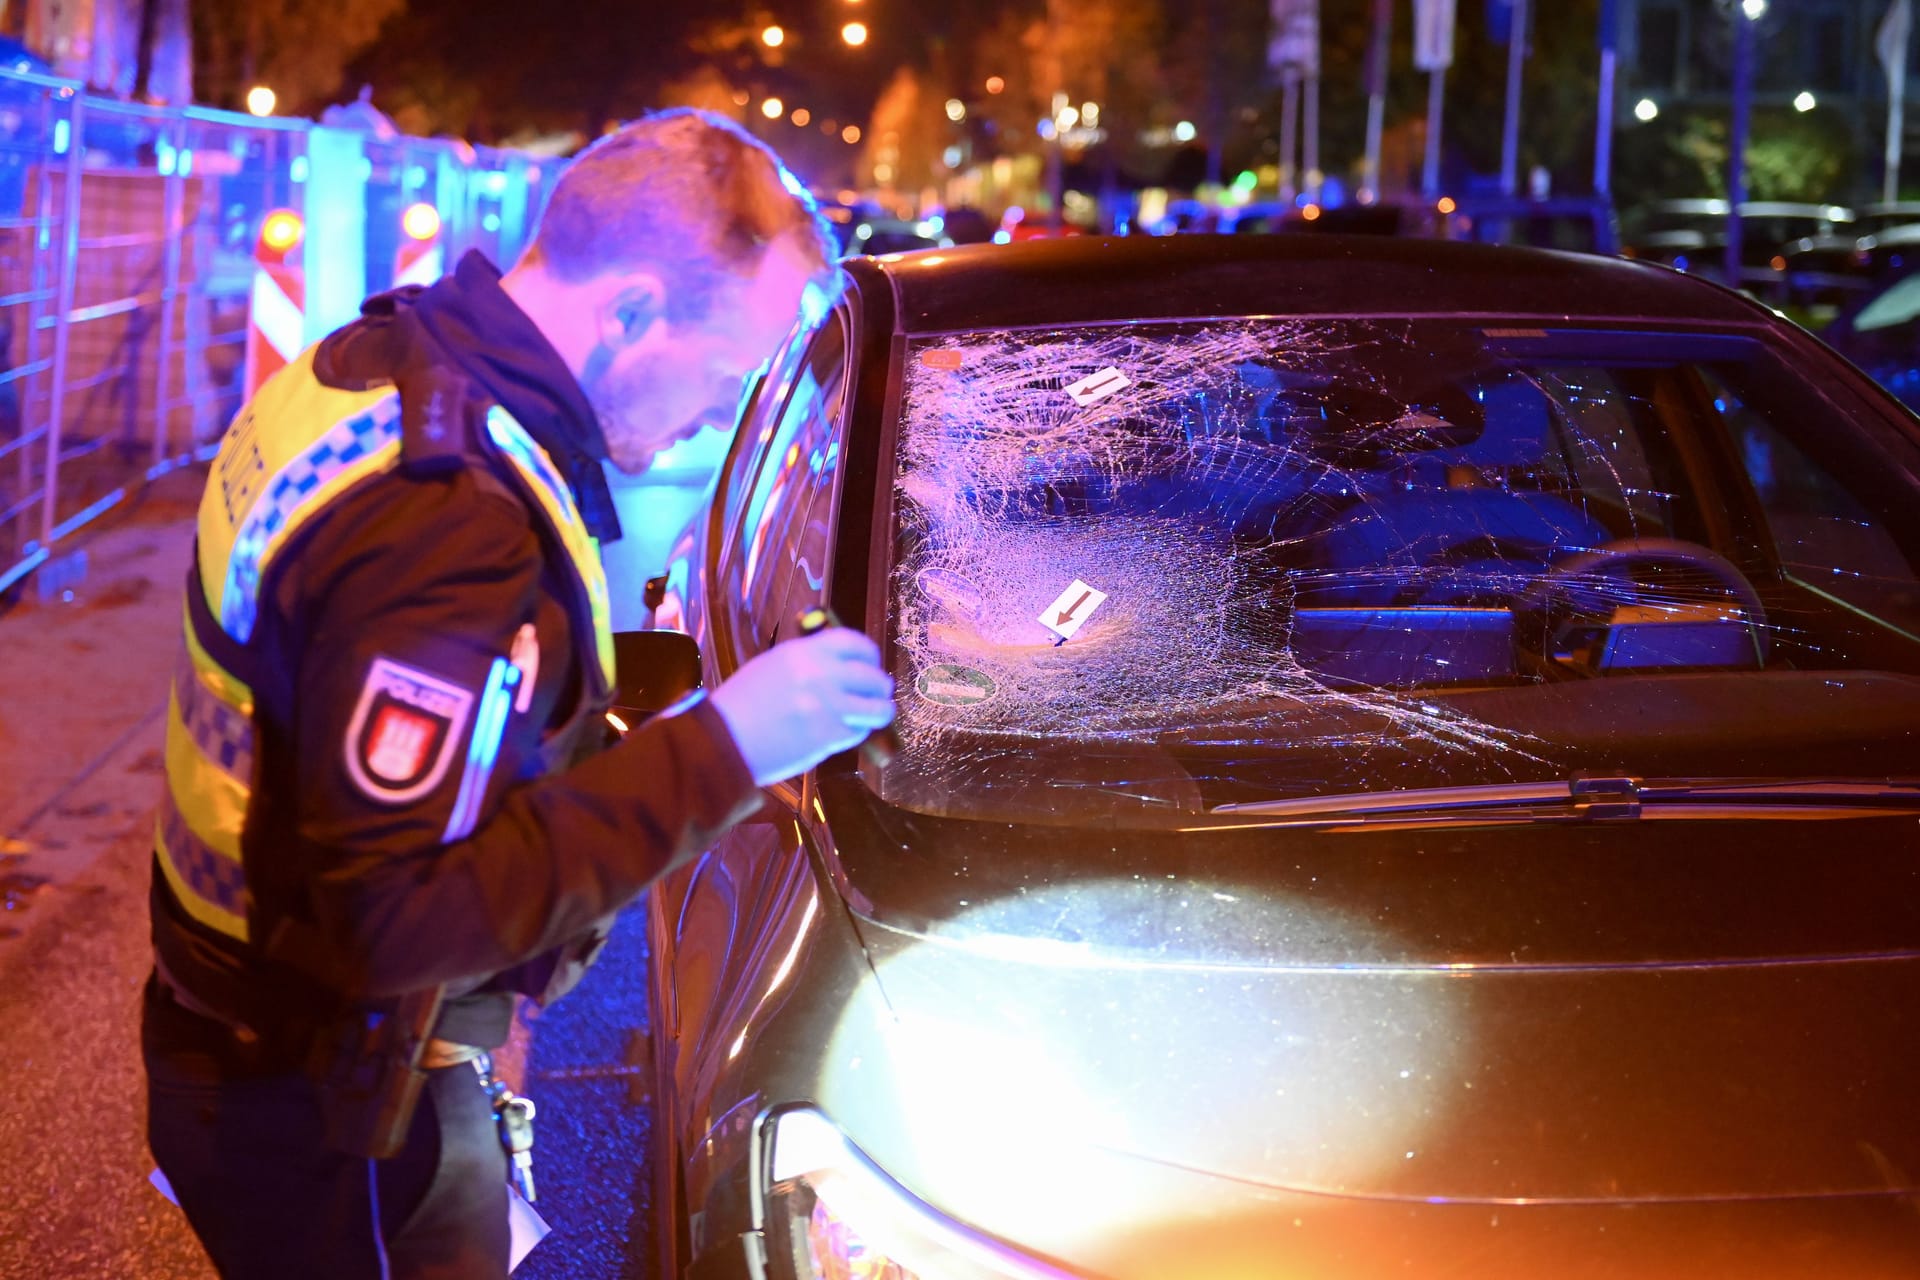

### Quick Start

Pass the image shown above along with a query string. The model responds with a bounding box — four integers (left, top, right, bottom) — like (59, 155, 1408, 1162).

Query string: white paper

(1064, 367, 1131, 407)
(509, 1182, 552, 1272)
(1037, 579, 1109, 642)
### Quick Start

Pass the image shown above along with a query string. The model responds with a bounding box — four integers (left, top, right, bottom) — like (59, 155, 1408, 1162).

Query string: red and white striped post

(244, 208, 306, 399)
(395, 201, 444, 287)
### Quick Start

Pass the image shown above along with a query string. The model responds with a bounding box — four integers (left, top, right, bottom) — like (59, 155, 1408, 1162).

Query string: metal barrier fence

(0, 71, 549, 599)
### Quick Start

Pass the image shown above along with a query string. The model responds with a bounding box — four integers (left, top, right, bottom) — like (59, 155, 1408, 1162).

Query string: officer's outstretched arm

(707, 626, 895, 787)
(280, 472, 762, 999)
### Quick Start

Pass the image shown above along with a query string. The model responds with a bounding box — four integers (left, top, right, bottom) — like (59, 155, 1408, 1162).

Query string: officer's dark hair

(524, 109, 836, 321)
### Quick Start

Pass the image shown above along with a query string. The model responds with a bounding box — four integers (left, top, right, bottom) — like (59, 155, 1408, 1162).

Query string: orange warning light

(402, 202, 442, 242)
(259, 209, 304, 255)
(1435, 196, 1458, 215)
(1302, 203, 1322, 221)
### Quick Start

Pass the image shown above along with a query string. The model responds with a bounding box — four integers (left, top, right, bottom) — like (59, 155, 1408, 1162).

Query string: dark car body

(641, 235, 1920, 1280)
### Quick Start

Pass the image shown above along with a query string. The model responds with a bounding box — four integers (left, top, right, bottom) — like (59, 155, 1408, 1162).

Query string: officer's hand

(708, 627, 896, 787)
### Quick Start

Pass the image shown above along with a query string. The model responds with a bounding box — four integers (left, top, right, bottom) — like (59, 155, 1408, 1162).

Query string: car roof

(1738, 201, 1854, 220)
(849, 233, 1768, 335)
(1865, 223, 1920, 247)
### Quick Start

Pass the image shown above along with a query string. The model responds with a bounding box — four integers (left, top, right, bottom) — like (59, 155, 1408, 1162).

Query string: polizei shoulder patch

(345, 657, 475, 804)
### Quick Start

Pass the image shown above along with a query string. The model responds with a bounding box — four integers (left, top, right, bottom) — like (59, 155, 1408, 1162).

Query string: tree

(657, 65, 748, 122)
(864, 66, 947, 197)
(193, 0, 405, 115)
(1616, 104, 1855, 203)
(964, 0, 1166, 217)
(1165, 0, 1270, 187)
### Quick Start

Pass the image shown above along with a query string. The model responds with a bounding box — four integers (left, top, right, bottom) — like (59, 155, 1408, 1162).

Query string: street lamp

(793, 107, 812, 127)
(1634, 97, 1659, 121)
(841, 21, 868, 46)
(985, 75, 1005, 95)
(246, 85, 276, 117)
(1172, 120, 1197, 143)
(944, 98, 966, 122)
(762, 97, 785, 120)
(1794, 90, 1816, 112)
(761, 24, 785, 48)
(1725, 0, 1760, 289)
(842, 124, 862, 144)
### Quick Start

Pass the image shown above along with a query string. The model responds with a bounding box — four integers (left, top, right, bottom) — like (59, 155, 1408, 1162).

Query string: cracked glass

(874, 319, 1920, 824)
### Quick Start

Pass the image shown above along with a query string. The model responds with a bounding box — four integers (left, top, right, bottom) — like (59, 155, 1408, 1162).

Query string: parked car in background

(848, 216, 953, 256)
(1438, 195, 1619, 256)
(1853, 222, 1920, 279)
(1625, 200, 1856, 296)
(1853, 202, 1920, 238)
(1777, 231, 1878, 313)
(1823, 266, 1920, 412)
(1228, 199, 1433, 238)
(817, 199, 954, 258)
(1140, 197, 1221, 235)
(1622, 197, 1731, 247)
(637, 233, 1920, 1280)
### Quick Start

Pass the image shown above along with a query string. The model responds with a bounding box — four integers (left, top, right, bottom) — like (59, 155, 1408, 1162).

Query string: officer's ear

(598, 274, 668, 351)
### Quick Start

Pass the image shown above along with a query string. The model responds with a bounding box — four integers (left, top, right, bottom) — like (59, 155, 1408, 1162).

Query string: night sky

(350, 0, 983, 143)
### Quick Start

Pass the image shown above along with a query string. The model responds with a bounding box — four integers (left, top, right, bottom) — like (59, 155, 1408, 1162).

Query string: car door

(661, 306, 853, 1108)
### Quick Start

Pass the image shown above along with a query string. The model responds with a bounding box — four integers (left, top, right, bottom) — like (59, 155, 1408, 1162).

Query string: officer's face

(589, 235, 819, 475)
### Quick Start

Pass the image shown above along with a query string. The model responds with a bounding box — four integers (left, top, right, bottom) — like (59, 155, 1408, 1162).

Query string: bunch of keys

(473, 1053, 538, 1203)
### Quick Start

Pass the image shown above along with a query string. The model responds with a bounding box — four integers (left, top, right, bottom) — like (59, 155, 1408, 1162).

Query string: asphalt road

(0, 475, 662, 1278)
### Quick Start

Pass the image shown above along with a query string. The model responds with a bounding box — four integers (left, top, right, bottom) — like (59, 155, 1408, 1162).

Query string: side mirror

(610, 630, 702, 724)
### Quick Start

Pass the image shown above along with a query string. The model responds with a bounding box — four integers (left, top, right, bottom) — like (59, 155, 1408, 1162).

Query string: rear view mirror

(610, 630, 703, 723)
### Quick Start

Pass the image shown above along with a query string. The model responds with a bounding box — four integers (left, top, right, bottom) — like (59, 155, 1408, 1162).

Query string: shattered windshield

(878, 319, 1920, 824)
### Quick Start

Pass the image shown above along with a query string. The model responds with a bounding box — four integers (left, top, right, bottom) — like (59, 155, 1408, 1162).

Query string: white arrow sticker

(1064, 366, 1131, 406)
(1037, 578, 1109, 642)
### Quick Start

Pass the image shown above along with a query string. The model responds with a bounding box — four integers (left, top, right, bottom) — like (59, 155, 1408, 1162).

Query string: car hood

(812, 780, 1920, 1270)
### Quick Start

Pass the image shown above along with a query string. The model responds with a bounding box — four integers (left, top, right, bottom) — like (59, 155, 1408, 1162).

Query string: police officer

(141, 110, 894, 1278)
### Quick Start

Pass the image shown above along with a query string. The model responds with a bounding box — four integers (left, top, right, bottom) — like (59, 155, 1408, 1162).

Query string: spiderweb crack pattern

(882, 320, 1776, 813)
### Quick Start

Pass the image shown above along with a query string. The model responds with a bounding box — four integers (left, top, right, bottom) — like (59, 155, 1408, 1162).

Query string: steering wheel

(1517, 537, 1770, 659)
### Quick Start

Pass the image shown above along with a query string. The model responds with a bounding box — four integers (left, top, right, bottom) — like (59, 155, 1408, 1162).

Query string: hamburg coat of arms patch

(344, 657, 476, 804)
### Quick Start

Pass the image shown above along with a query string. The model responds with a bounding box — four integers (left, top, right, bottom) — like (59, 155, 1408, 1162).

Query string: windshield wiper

(1204, 776, 1920, 826)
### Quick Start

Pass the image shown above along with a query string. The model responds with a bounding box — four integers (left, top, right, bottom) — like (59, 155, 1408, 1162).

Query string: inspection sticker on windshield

(916, 664, 996, 706)
(1064, 367, 1130, 406)
(1037, 578, 1108, 642)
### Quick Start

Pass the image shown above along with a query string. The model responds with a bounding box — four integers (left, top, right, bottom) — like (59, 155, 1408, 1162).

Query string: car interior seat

(1278, 371, 1612, 687)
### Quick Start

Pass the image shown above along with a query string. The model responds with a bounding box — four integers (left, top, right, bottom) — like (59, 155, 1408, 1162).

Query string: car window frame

(706, 304, 855, 678)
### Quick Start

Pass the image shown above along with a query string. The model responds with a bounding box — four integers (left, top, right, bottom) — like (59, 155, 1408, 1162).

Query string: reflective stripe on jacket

(158, 348, 615, 943)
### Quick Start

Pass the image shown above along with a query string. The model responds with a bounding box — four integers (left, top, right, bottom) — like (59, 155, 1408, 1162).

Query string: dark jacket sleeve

(266, 465, 759, 999)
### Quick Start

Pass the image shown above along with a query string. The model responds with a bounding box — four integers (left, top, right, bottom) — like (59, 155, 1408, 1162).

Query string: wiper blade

(1211, 780, 1584, 821)
(1632, 777, 1920, 802)
(1207, 776, 1920, 826)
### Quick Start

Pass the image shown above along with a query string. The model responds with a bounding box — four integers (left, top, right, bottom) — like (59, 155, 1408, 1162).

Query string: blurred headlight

(765, 1109, 1074, 1280)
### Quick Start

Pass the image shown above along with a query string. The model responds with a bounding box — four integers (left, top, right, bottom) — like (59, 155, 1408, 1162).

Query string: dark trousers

(142, 977, 511, 1279)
